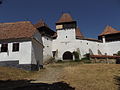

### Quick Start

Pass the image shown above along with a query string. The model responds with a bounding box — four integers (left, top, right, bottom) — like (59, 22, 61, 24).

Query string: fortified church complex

(36, 13, 120, 62)
(0, 13, 120, 70)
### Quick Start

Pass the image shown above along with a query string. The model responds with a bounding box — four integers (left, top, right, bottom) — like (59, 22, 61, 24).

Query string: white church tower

(52, 13, 83, 60)
(56, 13, 77, 40)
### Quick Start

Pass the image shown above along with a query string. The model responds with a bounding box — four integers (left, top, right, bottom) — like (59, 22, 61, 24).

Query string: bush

(117, 51, 120, 56)
(81, 57, 89, 60)
(73, 51, 80, 61)
(56, 60, 63, 63)
(81, 54, 91, 64)
(83, 53, 90, 60)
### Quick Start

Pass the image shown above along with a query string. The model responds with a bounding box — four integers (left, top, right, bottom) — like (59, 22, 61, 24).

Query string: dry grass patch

(0, 66, 35, 80)
(57, 64, 120, 90)
(33, 63, 120, 90)
(0, 62, 120, 90)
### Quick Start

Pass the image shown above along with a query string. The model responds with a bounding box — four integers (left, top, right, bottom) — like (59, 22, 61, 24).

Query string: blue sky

(0, 0, 120, 38)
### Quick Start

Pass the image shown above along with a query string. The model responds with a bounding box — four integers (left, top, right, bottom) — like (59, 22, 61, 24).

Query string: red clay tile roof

(34, 20, 48, 28)
(56, 13, 74, 23)
(99, 25, 120, 36)
(75, 28, 84, 39)
(0, 21, 37, 40)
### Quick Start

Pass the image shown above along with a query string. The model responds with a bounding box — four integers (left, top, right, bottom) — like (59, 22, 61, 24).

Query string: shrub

(81, 57, 89, 60)
(117, 51, 120, 56)
(73, 51, 80, 61)
(56, 60, 63, 63)
(83, 53, 90, 60)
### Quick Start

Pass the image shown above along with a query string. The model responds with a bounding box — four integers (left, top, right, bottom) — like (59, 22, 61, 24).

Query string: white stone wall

(52, 28, 107, 60)
(52, 29, 76, 60)
(52, 38, 106, 60)
(106, 41, 120, 55)
(57, 28, 76, 40)
(0, 41, 32, 64)
(42, 36, 53, 62)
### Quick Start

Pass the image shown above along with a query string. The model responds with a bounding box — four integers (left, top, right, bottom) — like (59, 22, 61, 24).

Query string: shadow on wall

(0, 80, 75, 90)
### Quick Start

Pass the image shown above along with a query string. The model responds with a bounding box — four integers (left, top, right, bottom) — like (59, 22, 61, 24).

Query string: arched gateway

(63, 51, 73, 60)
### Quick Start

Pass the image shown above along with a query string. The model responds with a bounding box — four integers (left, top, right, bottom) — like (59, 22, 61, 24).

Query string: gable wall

(42, 36, 53, 62)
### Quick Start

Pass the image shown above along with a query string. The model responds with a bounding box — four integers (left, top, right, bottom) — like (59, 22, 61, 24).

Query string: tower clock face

(56, 25, 63, 30)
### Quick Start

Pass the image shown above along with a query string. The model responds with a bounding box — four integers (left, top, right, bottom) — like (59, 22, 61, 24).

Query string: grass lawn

(0, 62, 120, 90)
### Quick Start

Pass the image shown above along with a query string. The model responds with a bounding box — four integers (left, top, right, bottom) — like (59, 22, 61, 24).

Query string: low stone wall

(91, 58, 116, 64)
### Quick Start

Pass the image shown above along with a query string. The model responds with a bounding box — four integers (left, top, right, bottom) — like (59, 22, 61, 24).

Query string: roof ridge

(0, 21, 31, 25)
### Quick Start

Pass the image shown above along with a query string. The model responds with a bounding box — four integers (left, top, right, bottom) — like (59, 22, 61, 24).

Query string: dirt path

(32, 64, 65, 83)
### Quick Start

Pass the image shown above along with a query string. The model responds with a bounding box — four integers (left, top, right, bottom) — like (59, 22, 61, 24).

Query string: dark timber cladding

(99, 33, 120, 42)
(98, 25, 120, 42)
(34, 20, 55, 37)
(56, 21, 77, 29)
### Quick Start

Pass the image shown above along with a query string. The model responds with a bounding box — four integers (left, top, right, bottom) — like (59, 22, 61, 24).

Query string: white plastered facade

(42, 28, 120, 61)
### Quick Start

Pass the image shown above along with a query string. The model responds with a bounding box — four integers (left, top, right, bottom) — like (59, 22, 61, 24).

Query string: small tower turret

(56, 13, 77, 30)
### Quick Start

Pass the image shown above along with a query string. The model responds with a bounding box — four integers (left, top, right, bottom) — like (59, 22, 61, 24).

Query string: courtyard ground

(0, 62, 120, 90)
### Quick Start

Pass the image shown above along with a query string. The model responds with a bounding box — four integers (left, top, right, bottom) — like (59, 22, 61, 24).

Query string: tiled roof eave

(99, 31, 120, 36)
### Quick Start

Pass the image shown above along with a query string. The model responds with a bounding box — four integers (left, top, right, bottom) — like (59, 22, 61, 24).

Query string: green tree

(117, 51, 120, 56)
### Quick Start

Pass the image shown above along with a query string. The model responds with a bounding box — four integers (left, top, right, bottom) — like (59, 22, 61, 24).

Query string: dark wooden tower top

(98, 25, 120, 42)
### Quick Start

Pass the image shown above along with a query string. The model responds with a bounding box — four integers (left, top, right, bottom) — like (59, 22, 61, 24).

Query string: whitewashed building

(34, 20, 55, 63)
(34, 13, 120, 61)
(1, 13, 120, 68)
(0, 21, 43, 70)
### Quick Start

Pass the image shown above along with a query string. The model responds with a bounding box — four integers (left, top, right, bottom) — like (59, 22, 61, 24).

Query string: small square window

(13, 43, 19, 52)
(1, 43, 8, 52)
